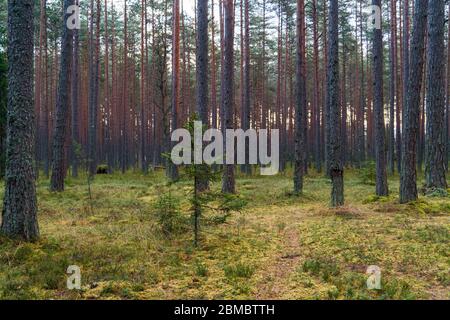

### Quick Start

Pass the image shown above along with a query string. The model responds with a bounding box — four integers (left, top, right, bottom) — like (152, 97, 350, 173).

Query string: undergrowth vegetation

(0, 169, 448, 299)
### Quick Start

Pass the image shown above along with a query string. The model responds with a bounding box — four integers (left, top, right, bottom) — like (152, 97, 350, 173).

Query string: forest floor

(0, 168, 449, 300)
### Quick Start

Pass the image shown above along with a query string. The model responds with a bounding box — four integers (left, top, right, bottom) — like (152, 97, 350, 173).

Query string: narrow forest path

(253, 212, 303, 299)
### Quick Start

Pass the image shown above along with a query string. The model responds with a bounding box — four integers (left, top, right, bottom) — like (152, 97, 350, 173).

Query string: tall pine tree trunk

(41, 1, 50, 178)
(50, 0, 74, 191)
(446, 1, 450, 172)
(294, 0, 306, 194)
(425, 0, 447, 189)
(372, 0, 389, 196)
(211, 0, 218, 129)
(341, 47, 347, 167)
(1, 0, 39, 240)
(312, 0, 321, 172)
(195, 0, 209, 190)
(400, 0, 428, 203)
(388, 0, 397, 175)
(400, 0, 410, 172)
(327, 0, 344, 207)
(87, 0, 99, 176)
(140, 0, 148, 174)
(168, 0, 180, 181)
(222, 0, 235, 194)
(241, 0, 251, 175)
(358, 1, 366, 166)
(104, 0, 112, 173)
(72, 0, 80, 178)
(121, 0, 128, 173)
(35, 0, 47, 176)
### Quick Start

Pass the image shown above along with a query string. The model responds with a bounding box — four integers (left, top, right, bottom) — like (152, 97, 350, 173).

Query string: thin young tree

(425, 0, 447, 189)
(50, 0, 74, 192)
(222, 0, 236, 194)
(327, 0, 344, 206)
(294, 0, 306, 194)
(1, 0, 39, 240)
(400, 0, 428, 203)
(372, 0, 389, 196)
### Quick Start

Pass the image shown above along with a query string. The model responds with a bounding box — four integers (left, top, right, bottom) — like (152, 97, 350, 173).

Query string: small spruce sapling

(169, 116, 247, 246)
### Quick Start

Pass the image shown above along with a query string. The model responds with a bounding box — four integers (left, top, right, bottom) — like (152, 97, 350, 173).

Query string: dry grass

(0, 168, 448, 300)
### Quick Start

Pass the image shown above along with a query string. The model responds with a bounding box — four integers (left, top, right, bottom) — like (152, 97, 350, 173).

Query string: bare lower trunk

(294, 0, 306, 194)
(372, 0, 389, 196)
(72, 22, 79, 178)
(168, 0, 180, 181)
(425, 0, 447, 189)
(1, 0, 39, 241)
(50, 0, 74, 192)
(221, 0, 235, 194)
(195, 0, 209, 190)
(400, 0, 428, 203)
(327, 0, 344, 207)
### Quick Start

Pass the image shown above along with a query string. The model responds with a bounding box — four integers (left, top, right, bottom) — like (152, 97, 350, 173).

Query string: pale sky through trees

(110, 0, 200, 18)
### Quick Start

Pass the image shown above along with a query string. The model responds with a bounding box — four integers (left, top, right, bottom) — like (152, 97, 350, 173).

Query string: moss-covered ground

(0, 168, 448, 300)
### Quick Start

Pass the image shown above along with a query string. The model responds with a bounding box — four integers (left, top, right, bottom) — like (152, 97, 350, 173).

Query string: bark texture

(425, 0, 447, 189)
(221, 0, 235, 194)
(71, 1, 80, 178)
(168, 0, 180, 181)
(400, 0, 428, 203)
(327, 0, 344, 207)
(372, 0, 389, 196)
(241, 0, 251, 175)
(294, 0, 306, 194)
(1, 0, 39, 240)
(50, 0, 74, 191)
(195, 0, 209, 190)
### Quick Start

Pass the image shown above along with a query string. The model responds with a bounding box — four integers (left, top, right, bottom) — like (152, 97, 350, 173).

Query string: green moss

(357, 161, 376, 185)
(223, 263, 255, 279)
(363, 195, 381, 204)
(363, 194, 395, 204)
(406, 199, 446, 215)
(194, 262, 209, 277)
(0, 170, 447, 300)
(406, 225, 450, 243)
(424, 188, 448, 198)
